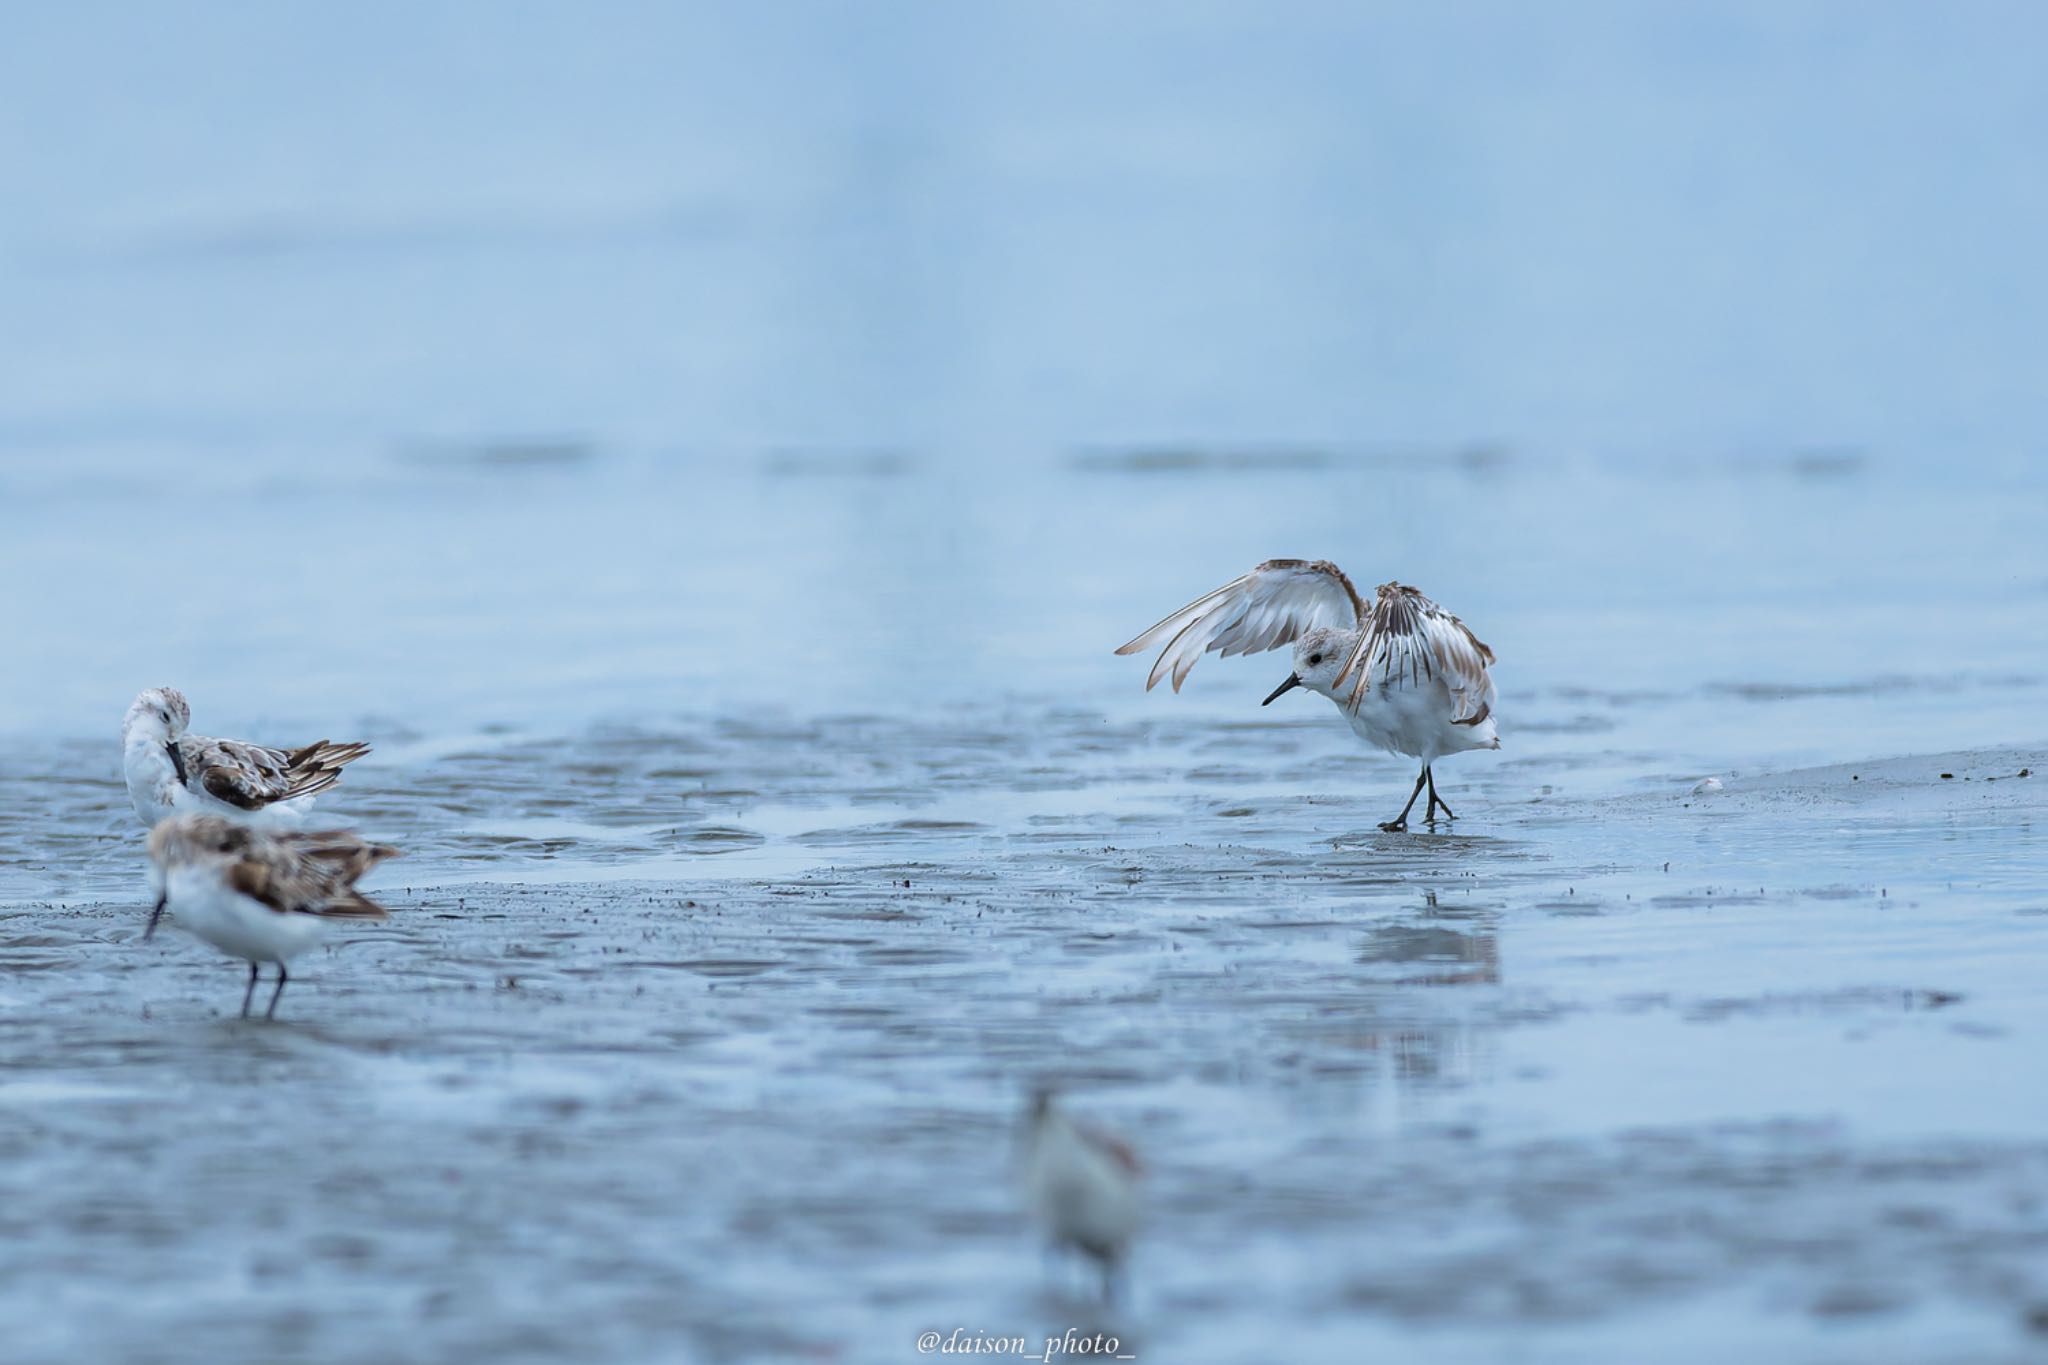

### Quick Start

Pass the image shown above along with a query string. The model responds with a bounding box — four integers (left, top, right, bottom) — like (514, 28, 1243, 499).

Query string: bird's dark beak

(1262, 674, 1302, 706)
(145, 894, 165, 941)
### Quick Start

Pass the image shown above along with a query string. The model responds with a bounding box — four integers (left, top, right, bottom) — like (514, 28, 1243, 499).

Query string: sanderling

(122, 687, 371, 829)
(1119, 560, 1501, 831)
(144, 813, 398, 1019)
(1020, 1089, 1143, 1301)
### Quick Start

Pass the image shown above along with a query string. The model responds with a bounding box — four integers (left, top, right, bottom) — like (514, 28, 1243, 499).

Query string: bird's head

(1263, 628, 1356, 706)
(147, 813, 249, 870)
(124, 687, 191, 742)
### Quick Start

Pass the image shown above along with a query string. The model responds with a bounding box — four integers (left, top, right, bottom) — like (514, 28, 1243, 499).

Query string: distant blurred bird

(122, 687, 371, 829)
(145, 813, 398, 1019)
(1020, 1089, 1142, 1301)
(1119, 561, 1500, 831)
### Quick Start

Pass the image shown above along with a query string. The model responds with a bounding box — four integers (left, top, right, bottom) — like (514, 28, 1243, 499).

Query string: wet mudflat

(1, 445, 2042, 1365)
(3, 714, 2044, 1364)
(4, 7, 2047, 1356)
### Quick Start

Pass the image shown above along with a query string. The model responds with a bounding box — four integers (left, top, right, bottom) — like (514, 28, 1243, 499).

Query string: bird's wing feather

(180, 735, 297, 808)
(178, 734, 372, 808)
(225, 829, 399, 918)
(1075, 1118, 1145, 1177)
(1115, 559, 1365, 692)
(1338, 582, 1497, 722)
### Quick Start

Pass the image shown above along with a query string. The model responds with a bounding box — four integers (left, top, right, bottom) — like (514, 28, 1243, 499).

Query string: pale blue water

(2, 5, 2046, 1362)
(2, 3, 2043, 753)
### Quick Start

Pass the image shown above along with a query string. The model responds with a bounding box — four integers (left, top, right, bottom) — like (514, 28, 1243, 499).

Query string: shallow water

(4, 715, 2046, 1362)
(5, 3, 2048, 1362)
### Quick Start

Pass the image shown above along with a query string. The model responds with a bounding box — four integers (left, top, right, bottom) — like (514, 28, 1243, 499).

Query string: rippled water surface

(4, 3, 2048, 1362)
(4, 712, 2046, 1362)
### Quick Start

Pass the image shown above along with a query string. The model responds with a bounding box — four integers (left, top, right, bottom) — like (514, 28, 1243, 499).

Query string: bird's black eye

(1308, 654, 1322, 666)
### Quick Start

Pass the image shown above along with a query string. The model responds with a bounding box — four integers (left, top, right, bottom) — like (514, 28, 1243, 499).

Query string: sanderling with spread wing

(144, 813, 398, 1019)
(1119, 560, 1500, 831)
(122, 687, 371, 829)
(1021, 1089, 1143, 1301)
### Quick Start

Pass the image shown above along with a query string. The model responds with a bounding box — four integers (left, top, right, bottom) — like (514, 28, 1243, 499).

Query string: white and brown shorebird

(121, 687, 370, 830)
(1119, 560, 1500, 831)
(1020, 1089, 1143, 1301)
(145, 813, 398, 1019)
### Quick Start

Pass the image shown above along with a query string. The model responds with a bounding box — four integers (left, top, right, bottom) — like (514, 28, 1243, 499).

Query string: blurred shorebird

(1020, 1089, 1143, 1302)
(145, 813, 398, 1019)
(122, 687, 370, 829)
(1119, 560, 1500, 831)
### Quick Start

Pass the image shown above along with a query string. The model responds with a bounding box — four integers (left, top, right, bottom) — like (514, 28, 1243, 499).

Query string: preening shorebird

(122, 687, 371, 829)
(1118, 560, 1500, 831)
(144, 813, 398, 1019)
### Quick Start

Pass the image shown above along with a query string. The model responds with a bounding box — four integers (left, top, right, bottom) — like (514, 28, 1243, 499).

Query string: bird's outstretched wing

(226, 828, 400, 919)
(1116, 559, 1365, 692)
(176, 735, 371, 809)
(1337, 582, 1496, 724)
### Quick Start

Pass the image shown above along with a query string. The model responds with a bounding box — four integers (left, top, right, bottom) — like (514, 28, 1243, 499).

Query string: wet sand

(6, 5, 2046, 1357)
(3, 716, 2044, 1363)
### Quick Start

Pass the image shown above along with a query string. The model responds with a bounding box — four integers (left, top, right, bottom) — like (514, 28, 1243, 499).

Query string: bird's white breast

(1023, 1121, 1140, 1256)
(1339, 677, 1499, 763)
(123, 737, 184, 828)
(162, 866, 331, 964)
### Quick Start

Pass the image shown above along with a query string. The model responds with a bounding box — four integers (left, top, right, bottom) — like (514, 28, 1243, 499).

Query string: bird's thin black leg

(240, 963, 259, 1018)
(1381, 768, 1428, 832)
(265, 964, 289, 1021)
(1425, 766, 1455, 823)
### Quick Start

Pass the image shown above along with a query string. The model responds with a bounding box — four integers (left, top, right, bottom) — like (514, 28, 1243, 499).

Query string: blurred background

(2, 1, 2043, 755)
(4, 7, 2048, 1359)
